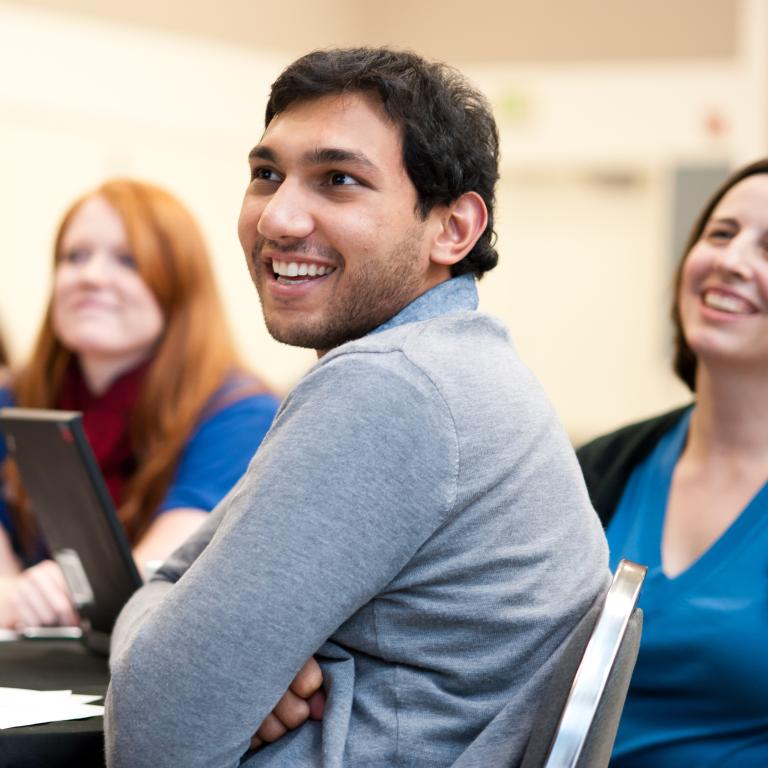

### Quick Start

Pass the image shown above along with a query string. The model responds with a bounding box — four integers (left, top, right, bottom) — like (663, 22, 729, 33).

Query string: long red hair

(9, 178, 265, 547)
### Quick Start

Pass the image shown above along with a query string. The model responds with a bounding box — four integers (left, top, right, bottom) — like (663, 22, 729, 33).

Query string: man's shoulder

(308, 311, 518, 409)
(281, 338, 461, 443)
(327, 310, 512, 377)
(305, 310, 559, 449)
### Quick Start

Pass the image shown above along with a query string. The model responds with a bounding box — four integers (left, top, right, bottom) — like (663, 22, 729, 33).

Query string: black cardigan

(576, 406, 691, 529)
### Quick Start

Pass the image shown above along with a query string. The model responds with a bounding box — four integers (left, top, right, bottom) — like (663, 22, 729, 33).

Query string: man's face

(238, 92, 450, 354)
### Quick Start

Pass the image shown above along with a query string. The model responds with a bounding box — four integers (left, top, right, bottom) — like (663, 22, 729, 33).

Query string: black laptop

(0, 407, 143, 654)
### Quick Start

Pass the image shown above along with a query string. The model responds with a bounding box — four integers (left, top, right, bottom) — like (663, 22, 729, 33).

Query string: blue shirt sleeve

(156, 391, 279, 516)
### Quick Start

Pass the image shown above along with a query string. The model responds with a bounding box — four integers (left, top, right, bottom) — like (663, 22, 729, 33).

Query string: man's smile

(272, 260, 337, 284)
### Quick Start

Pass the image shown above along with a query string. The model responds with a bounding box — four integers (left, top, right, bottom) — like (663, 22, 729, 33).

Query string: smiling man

(105, 48, 609, 768)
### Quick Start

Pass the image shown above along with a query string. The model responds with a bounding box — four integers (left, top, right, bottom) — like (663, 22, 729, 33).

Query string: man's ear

(429, 191, 488, 267)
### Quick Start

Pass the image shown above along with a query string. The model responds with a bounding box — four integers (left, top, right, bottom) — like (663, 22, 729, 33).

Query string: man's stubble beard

(253, 225, 429, 352)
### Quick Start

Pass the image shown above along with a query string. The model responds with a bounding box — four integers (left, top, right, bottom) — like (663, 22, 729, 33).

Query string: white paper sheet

(0, 687, 104, 729)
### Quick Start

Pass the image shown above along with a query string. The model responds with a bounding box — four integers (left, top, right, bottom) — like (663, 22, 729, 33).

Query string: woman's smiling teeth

(703, 289, 757, 315)
(272, 260, 336, 281)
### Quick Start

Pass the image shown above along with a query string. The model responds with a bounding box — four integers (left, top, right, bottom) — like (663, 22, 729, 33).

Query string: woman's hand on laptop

(8, 559, 79, 628)
(249, 656, 326, 750)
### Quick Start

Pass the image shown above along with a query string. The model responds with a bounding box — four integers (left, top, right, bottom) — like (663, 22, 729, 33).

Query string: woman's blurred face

(52, 196, 164, 370)
(679, 174, 768, 370)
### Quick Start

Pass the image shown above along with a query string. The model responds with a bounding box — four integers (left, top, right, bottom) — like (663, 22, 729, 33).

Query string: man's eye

(251, 167, 280, 182)
(329, 172, 358, 186)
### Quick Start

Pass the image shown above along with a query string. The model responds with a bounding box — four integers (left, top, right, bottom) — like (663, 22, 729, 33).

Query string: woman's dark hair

(671, 158, 768, 391)
(266, 47, 500, 278)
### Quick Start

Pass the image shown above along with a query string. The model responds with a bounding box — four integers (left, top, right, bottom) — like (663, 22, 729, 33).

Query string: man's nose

(257, 181, 314, 241)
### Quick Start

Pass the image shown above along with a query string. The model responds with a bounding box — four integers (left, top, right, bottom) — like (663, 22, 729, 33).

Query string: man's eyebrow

(248, 145, 277, 163)
(247, 145, 379, 174)
(304, 147, 377, 171)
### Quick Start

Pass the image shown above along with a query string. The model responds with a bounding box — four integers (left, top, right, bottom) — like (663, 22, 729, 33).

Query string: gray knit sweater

(105, 275, 609, 767)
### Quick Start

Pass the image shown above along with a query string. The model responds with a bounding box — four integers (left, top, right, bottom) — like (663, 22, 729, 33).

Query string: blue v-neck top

(607, 408, 768, 767)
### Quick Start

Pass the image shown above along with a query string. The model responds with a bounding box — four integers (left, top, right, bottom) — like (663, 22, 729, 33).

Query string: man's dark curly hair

(265, 47, 500, 278)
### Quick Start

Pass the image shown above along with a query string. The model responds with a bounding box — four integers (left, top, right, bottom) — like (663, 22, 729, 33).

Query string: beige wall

(1, 1, 766, 439)
(16, 0, 740, 64)
(0, 4, 316, 390)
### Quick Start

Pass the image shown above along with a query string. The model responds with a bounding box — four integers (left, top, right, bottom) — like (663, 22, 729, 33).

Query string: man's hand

(250, 657, 325, 750)
(5, 559, 79, 628)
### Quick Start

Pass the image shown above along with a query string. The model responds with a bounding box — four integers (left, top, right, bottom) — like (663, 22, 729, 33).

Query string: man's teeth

(703, 291, 751, 314)
(272, 261, 334, 277)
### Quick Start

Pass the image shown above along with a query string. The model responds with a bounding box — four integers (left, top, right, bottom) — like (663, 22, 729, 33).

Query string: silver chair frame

(543, 559, 647, 768)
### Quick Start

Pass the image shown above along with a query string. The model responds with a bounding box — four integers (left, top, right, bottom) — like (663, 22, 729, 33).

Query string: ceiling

(14, 0, 739, 65)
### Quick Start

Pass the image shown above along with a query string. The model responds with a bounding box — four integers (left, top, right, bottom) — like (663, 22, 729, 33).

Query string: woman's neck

(77, 351, 151, 396)
(687, 362, 768, 462)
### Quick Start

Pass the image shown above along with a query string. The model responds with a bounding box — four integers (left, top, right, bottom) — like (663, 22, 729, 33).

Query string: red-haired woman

(0, 179, 279, 629)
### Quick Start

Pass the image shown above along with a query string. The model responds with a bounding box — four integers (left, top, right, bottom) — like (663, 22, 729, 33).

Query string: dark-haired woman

(578, 159, 768, 766)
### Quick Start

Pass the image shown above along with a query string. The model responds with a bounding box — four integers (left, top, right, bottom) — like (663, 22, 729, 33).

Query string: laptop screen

(0, 407, 143, 653)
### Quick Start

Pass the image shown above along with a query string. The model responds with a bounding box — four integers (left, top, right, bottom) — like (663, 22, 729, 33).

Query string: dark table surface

(0, 639, 109, 768)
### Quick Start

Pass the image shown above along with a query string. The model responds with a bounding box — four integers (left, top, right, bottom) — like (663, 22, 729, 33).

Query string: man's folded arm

(105, 354, 458, 768)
